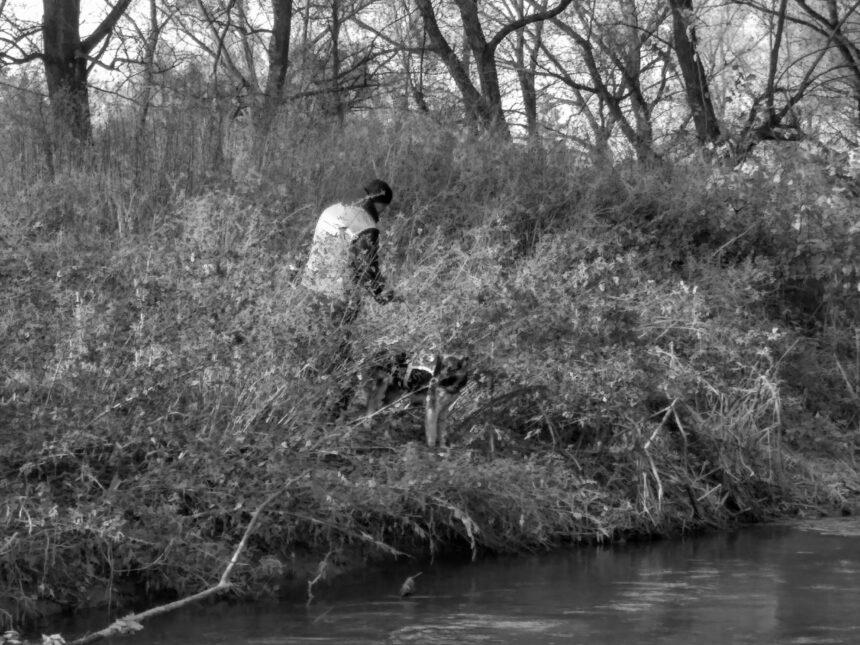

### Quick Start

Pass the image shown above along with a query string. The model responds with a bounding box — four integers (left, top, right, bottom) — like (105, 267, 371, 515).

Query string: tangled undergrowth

(0, 114, 858, 631)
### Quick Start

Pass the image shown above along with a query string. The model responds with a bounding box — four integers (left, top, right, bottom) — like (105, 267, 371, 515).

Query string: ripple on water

(388, 614, 562, 644)
(596, 601, 654, 613)
(603, 579, 703, 611)
(793, 517, 860, 537)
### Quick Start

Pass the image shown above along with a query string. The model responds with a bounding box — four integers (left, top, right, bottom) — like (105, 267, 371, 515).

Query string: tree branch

(81, 0, 135, 54)
(351, 16, 426, 54)
(764, 0, 789, 120)
(488, 0, 574, 51)
(68, 487, 290, 645)
(0, 50, 43, 65)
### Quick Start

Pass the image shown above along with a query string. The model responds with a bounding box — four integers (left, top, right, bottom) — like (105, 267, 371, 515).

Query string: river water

(66, 517, 860, 645)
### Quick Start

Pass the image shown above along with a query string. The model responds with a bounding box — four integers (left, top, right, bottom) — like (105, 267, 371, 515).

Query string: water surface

(71, 517, 860, 644)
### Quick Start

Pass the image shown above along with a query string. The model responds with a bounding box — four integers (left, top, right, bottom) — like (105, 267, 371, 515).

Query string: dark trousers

(305, 292, 362, 421)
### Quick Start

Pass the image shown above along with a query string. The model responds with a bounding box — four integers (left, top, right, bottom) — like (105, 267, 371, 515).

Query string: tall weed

(0, 111, 857, 627)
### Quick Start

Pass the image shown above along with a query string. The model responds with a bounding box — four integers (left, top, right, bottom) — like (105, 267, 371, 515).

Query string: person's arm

(350, 229, 392, 302)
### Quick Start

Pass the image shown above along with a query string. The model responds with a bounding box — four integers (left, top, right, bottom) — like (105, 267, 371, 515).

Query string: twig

(283, 510, 404, 557)
(353, 387, 429, 425)
(835, 356, 858, 401)
(711, 221, 757, 259)
(457, 385, 549, 427)
(306, 550, 335, 607)
(645, 449, 663, 517)
(311, 606, 334, 624)
(537, 400, 559, 448)
(69, 488, 286, 645)
(399, 571, 422, 597)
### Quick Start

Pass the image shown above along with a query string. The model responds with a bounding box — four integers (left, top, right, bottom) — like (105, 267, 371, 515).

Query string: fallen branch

(70, 487, 287, 645)
(305, 549, 335, 607)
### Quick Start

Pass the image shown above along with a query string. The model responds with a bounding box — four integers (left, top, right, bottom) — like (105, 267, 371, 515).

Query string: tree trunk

(330, 0, 344, 123)
(667, 0, 720, 144)
(41, 0, 132, 142)
(514, 28, 538, 138)
(763, 0, 789, 125)
(262, 0, 293, 121)
(135, 0, 161, 150)
(415, 0, 487, 126)
(416, 0, 571, 137)
(402, 50, 429, 112)
(513, 0, 546, 140)
(617, 0, 653, 148)
(804, 0, 860, 128)
(551, 17, 656, 160)
(42, 0, 91, 141)
(235, 0, 261, 93)
(461, 22, 472, 76)
(455, 0, 508, 133)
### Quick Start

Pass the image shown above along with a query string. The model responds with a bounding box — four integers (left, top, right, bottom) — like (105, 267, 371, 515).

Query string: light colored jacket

(301, 203, 378, 300)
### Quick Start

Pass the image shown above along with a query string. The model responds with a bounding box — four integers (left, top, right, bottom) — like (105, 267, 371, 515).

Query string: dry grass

(0, 108, 857, 629)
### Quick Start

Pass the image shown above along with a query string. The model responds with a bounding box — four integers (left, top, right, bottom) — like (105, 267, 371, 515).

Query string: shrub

(1, 114, 856, 629)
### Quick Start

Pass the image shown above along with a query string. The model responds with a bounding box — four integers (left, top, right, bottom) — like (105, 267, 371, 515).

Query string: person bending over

(302, 178, 395, 325)
(301, 179, 397, 419)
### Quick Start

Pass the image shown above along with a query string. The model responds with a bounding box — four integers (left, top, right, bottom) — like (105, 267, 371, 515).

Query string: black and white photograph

(0, 0, 858, 642)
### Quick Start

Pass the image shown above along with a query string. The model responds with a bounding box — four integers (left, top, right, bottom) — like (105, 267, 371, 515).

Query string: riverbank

(1, 118, 857, 635)
(37, 517, 860, 645)
(11, 447, 860, 640)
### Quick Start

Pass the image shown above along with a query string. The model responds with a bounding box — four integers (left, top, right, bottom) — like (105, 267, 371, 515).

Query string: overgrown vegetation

(1, 111, 858, 632)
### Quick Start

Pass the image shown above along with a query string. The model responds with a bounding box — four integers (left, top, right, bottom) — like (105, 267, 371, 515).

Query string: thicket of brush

(1, 103, 858, 630)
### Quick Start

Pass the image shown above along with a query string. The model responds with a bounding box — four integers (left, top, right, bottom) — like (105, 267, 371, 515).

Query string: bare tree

(258, 0, 381, 119)
(402, 1, 432, 112)
(535, 2, 668, 160)
(500, 0, 548, 139)
(262, 0, 294, 119)
(713, 0, 859, 153)
(797, 0, 860, 127)
(733, 0, 860, 131)
(132, 0, 173, 146)
(329, 0, 345, 122)
(415, 0, 575, 136)
(349, 0, 438, 112)
(36, 0, 133, 141)
(667, 0, 721, 144)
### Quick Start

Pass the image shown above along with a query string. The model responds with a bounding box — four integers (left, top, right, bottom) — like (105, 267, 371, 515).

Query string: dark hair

(363, 179, 393, 205)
